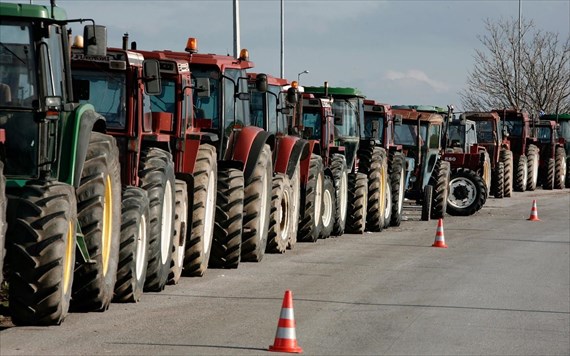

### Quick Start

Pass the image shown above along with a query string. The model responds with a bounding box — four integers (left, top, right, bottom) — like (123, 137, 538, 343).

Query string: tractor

(303, 86, 370, 235)
(1, 2, 123, 325)
(542, 113, 570, 187)
(156, 39, 274, 268)
(247, 73, 309, 252)
(493, 109, 540, 192)
(468, 111, 514, 199)
(391, 106, 450, 221)
(442, 115, 491, 216)
(363, 100, 406, 228)
(533, 120, 567, 189)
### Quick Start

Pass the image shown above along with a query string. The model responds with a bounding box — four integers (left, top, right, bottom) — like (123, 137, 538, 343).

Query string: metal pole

(280, 0, 285, 78)
(233, 0, 241, 58)
(517, 0, 522, 109)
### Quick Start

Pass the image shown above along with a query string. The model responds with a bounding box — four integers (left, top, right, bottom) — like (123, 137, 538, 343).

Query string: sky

(38, 0, 570, 110)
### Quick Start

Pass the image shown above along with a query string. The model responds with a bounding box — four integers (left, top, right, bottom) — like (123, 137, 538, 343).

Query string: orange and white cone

(269, 290, 303, 353)
(432, 218, 448, 248)
(527, 200, 540, 221)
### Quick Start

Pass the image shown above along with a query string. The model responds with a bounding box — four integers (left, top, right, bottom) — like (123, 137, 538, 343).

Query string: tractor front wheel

(167, 180, 188, 285)
(554, 147, 566, 189)
(345, 173, 368, 234)
(319, 176, 336, 239)
(514, 155, 528, 192)
(266, 174, 292, 253)
(429, 160, 450, 219)
(330, 154, 348, 236)
(297, 154, 324, 242)
(389, 152, 406, 227)
(447, 168, 487, 216)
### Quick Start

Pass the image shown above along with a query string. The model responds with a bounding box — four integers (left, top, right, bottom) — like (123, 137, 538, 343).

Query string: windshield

(0, 21, 38, 108)
(536, 126, 552, 143)
(503, 119, 523, 138)
(332, 98, 359, 138)
(394, 121, 428, 147)
(72, 70, 127, 129)
(192, 67, 221, 129)
(558, 120, 570, 141)
(475, 120, 495, 143)
(448, 124, 465, 148)
(302, 107, 321, 140)
(363, 111, 385, 143)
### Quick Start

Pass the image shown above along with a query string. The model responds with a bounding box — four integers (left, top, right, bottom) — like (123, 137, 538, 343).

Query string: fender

(274, 136, 309, 179)
(300, 139, 321, 185)
(228, 126, 275, 185)
(69, 104, 106, 188)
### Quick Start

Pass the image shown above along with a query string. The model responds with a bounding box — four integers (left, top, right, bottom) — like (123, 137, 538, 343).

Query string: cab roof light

(239, 48, 249, 61)
(73, 35, 84, 49)
(291, 81, 298, 89)
(185, 37, 198, 54)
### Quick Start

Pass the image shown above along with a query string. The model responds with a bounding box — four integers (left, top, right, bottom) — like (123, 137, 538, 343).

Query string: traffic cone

(432, 218, 448, 248)
(269, 290, 303, 353)
(527, 200, 540, 221)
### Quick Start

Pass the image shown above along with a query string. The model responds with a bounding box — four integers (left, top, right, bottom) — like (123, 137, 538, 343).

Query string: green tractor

(0, 2, 122, 325)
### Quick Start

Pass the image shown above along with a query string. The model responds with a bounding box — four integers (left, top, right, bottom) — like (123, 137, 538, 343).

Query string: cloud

(385, 69, 450, 93)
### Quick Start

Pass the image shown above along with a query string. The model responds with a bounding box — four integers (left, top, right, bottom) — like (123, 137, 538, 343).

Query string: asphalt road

(1, 189, 569, 355)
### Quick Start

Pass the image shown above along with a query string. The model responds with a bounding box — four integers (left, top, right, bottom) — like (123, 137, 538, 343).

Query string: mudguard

(274, 136, 310, 179)
(300, 140, 321, 185)
(227, 126, 274, 185)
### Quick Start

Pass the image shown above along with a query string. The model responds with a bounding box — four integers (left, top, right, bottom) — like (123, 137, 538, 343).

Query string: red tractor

(71, 35, 177, 298)
(247, 73, 309, 252)
(493, 109, 540, 192)
(533, 120, 567, 189)
(156, 39, 274, 268)
(543, 113, 570, 187)
(468, 112, 514, 199)
(363, 100, 406, 227)
(442, 114, 491, 216)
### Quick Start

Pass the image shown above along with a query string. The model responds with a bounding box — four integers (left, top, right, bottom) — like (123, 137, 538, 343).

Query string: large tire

(514, 155, 528, 192)
(330, 154, 348, 236)
(184, 144, 217, 275)
(72, 132, 121, 312)
(429, 160, 450, 219)
(167, 180, 188, 285)
(526, 146, 539, 191)
(209, 167, 243, 269)
(421, 185, 433, 221)
(500, 149, 513, 197)
(480, 151, 492, 195)
(0, 161, 6, 285)
(389, 152, 405, 227)
(6, 182, 76, 325)
(492, 162, 505, 198)
(139, 148, 176, 292)
(383, 176, 393, 229)
(113, 186, 150, 303)
(241, 144, 272, 262)
(287, 164, 301, 249)
(543, 158, 555, 190)
(359, 146, 386, 232)
(266, 174, 292, 253)
(447, 168, 487, 216)
(345, 172, 368, 234)
(298, 154, 324, 243)
(554, 147, 566, 189)
(319, 176, 336, 239)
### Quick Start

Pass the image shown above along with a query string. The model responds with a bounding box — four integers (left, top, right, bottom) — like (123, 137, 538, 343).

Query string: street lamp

(297, 70, 309, 84)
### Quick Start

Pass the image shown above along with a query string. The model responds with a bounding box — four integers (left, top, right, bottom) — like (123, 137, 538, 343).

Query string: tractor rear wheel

(359, 146, 386, 232)
(330, 154, 348, 236)
(447, 168, 487, 216)
(526, 145, 539, 191)
(500, 150, 513, 197)
(492, 162, 505, 198)
(319, 176, 336, 239)
(139, 148, 176, 292)
(514, 155, 528, 192)
(421, 185, 433, 221)
(345, 173, 368, 234)
(543, 158, 555, 190)
(210, 167, 243, 269)
(72, 132, 121, 312)
(554, 147, 566, 189)
(6, 182, 76, 325)
(429, 160, 450, 219)
(389, 152, 405, 227)
(0, 162, 6, 285)
(184, 144, 217, 275)
(242, 144, 272, 262)
(167, 180, 188, 285)
(113, 186, 150, 303)
(288, 164, 301, 249)
(266, 174, 292, 253)
(298, 154, 324, 242)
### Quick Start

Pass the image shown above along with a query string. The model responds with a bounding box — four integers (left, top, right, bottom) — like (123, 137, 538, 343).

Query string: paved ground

(1, 189, 569, 355)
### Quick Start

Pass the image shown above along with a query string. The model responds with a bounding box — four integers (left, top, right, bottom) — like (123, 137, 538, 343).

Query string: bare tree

(461, 18, 570, 115)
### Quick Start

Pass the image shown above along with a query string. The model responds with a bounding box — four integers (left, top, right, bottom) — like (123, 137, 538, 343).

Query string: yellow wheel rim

(102, 175, 113, 276)
(63, 221, 74, 295)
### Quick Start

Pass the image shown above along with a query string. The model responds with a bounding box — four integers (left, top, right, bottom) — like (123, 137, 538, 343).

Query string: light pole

(297, 70, 309, 84)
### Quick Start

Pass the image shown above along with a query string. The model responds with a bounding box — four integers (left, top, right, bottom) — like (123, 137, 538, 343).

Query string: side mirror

(195, 77, 210, 97)
(83, 25, 107, 56)
(286, 87, 298, 105)
(394, 114, 402, 126)
(143, 59, 161, 95)
(236, 92, 250, 101)
(255, 73, 268, 93)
